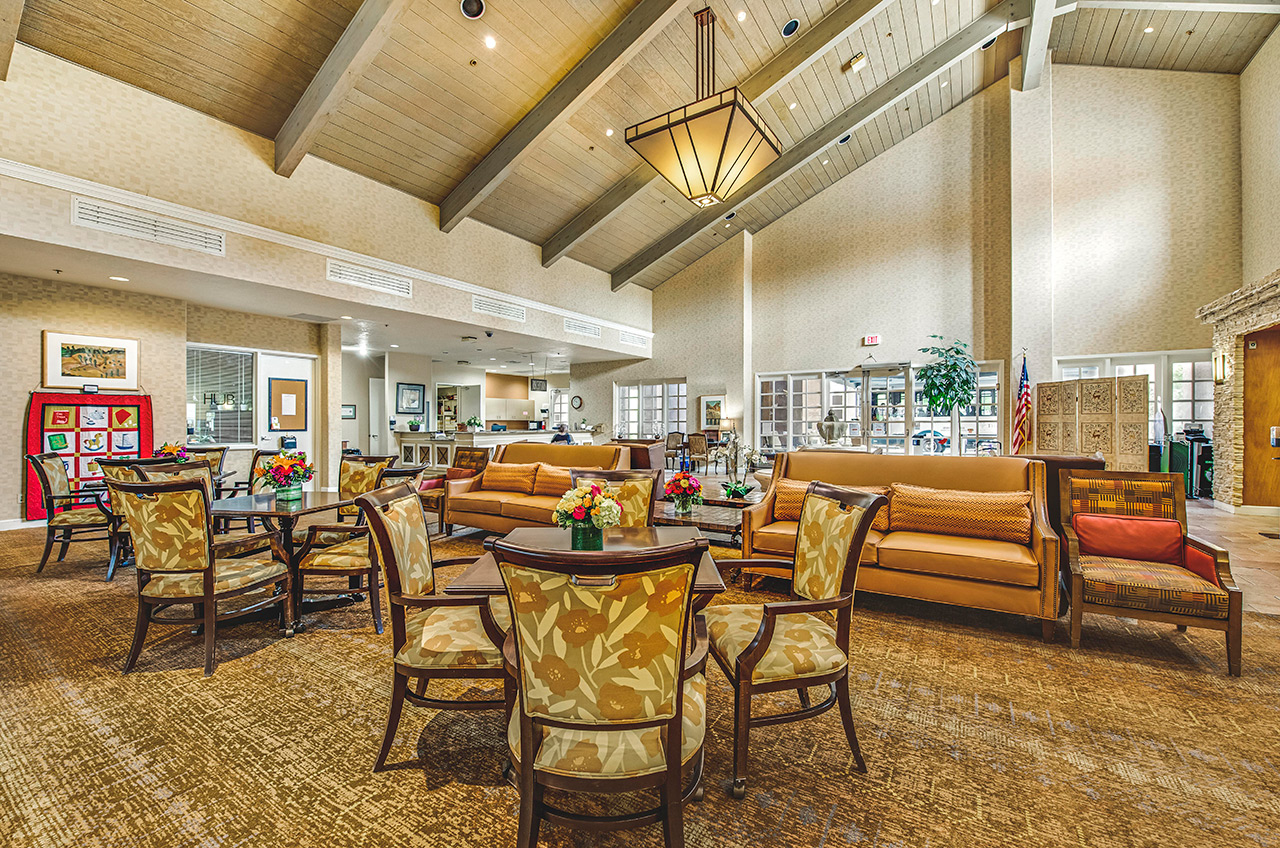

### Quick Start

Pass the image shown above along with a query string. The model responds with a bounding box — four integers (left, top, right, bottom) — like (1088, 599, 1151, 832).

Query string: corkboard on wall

(269, 378, 307, 431)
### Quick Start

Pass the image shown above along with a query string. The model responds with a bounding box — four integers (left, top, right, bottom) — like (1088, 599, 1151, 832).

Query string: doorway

(369, 378, 387, 458)
(1243, 324, 1280, 507)
(256, 353, 315, 489)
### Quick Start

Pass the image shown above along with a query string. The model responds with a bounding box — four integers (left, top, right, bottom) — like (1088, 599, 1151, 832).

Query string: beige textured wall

(0, 46, 652, 341)
(1051, 65, 1241, 356)
(186, 304, 320, 355)
(1241, 26, 1280, 287)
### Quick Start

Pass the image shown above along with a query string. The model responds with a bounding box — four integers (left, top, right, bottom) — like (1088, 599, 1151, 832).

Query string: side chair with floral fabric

(138, 461, 278, 561)
(704, 482, 885, 798)
(570, 468, 662, 527)
(220, 449, 280, 533)
(96, 456, 177, 581)
(491, 535, 710, 848)
(357, 483, 503, 772)
(26, 452, 113, 575)
(1060, 469, 1242, 676)
(288, 454, 397, 550)
(106, 476, 292, 677)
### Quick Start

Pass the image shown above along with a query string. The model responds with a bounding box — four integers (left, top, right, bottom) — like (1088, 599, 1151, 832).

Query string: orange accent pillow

(847, 484, 890, 532)
(479, 462, 538, 494)
(1073, 513, 1183, 566)
(533, 464, 600, 497)
(773, 478, 810, 521)
(889, 483, 1032, 544)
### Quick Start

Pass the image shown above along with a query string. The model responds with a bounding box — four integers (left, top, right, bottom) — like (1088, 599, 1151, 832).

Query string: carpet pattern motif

(1, 527, 1278, 848)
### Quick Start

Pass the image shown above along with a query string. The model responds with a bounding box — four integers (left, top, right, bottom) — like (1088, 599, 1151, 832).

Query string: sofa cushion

(773, 479, 810, 521)
(889, 483, 1032, 544)
(1080, 555, 1228, 619)
(450, 490, 512, 515)
(1073, 513, 1183, 566)
(849, 484, 890, 531)
(753, 521, 799, 555)
(480, 462, 538, 494)
(501, 495, 561, 524)
(534, 464, 600, 497)
(876, 531, 1040, 587)
(861, 530, 884, 564)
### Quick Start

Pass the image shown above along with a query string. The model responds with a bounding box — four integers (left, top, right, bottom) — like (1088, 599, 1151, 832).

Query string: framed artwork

(42, 331, 139, 391)
(699, 395, 725, 430)
(268, 377, 308, 431)
(341, 404, 357, 420)
(396, 382, 426, 415)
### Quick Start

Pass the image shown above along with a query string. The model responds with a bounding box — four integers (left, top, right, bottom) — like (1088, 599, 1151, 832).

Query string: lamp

(626, 8, 780, 208)
(1213, 350, 1227, 384)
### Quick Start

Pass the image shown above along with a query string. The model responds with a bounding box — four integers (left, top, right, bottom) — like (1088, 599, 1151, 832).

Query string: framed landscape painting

(42, 332, 139, 391)
(700, 395, 725, 430)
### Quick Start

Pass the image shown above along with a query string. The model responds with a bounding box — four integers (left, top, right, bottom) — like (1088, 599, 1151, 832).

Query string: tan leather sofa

(445, 442, 629, 534)
(742, 452, 1060, 640)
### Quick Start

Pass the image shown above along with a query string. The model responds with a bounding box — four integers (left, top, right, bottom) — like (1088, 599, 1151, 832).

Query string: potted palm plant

(915, 335, 978, 456)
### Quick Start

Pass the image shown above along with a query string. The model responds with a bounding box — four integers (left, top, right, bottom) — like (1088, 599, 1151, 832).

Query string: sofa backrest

(496, 442, 628, 470)
(778, 452, 1032, 493)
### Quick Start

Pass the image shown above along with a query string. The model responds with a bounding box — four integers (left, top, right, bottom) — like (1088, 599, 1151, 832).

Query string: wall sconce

(1213, 350, 1227, 384)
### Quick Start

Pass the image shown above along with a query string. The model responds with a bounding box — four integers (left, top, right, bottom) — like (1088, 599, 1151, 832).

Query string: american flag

(1011, 357, 1030, 454)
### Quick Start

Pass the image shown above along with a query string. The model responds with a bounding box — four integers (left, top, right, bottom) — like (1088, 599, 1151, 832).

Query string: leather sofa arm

(1027, 460, 1060, 620)
(741, 488, 777, 559)
(446, 474, 483, 497)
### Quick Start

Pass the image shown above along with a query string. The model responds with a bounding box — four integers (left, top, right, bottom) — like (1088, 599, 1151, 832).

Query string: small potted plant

(464, 415, 482, 433)
(153, 442, 189, 462)
(553, 482, 622, 550)
(408, 417, 423, 432)
(665, 471, 703, 515)
(254, 450, 315, 502)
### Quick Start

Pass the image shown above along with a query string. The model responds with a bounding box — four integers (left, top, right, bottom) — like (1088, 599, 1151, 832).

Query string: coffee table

(653, 502, 743, 545)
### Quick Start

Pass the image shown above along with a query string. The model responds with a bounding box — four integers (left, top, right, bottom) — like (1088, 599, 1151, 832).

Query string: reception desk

(394, 429, 557, 467)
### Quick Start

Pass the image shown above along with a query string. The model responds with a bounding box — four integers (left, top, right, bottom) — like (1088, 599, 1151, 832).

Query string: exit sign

(862, 334, 881, 346)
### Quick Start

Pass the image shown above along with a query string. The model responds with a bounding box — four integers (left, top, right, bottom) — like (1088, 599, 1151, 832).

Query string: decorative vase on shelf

(275, 483, 303, 501)
(571, 523, 604, 551)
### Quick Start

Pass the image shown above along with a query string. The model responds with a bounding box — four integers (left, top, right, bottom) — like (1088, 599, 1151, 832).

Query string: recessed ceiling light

(605, 128, 614, 137)
(737, 10, 746, 21)
(108, 276, 129, 282)
(1144, 26, 1154, 33)
(822, 159, 829, 165)
(941, 80, 949, 88)
(725, 223, 731, 228)
(340, 315, 353, 320)
(390, 344, 400, 348)
(782, 18, 799, 37)
(932, 0, 939, 4)
(838, 134, 851, 144)
(490, 357, 496, 361)
(849, 52, 867, 72)
(484, 34, 496, 49)
(500, 365, 507, 368)
(460, 0, 484, 19)
(789, 102, 797, 110)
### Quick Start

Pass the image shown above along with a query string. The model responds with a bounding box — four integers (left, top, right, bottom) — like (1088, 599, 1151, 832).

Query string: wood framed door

(1243, 324, 1280, 506)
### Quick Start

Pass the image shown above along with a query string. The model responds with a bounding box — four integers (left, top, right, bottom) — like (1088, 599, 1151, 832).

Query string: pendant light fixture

(626, 7, 780, 209)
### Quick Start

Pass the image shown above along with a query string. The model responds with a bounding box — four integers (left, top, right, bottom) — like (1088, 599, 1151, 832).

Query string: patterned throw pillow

(480, 462, 539, 494)
(534, 464, 599, 497)
(888, 483, 1032, 544)
(846, 485, 890, 532)
(772, 478, 811, 521)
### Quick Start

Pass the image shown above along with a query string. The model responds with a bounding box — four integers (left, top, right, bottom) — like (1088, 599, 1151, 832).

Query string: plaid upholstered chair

(25, 452, 112, 575)
(570, 469, 662, 527)
(491, 535, 710, 848)
(704, 482, 885, 798)
(356, 483, 503, 772)
(420, 446, 489, 535)
(138, 462, 276, 560)
(96, 456, 177, 581)
(1060, 469, 1242, 676)
(106, 476, 292, 677)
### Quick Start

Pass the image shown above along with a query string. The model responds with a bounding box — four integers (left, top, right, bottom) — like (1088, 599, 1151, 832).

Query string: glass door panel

(864, 367, 909, 454)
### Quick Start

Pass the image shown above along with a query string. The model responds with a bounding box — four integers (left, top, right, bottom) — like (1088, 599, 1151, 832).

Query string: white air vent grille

(472, 295, 526, 322)
(72, 197, 226, 256)
(564, 318, 601, 338)
(619, 331, 649, 348)
(327, 260, 412, 297)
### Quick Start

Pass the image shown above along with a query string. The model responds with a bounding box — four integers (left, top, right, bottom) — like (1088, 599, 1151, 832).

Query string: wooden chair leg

(1227, 616, 1242, 677)
(369, 568, 384, 635)
(37, 529, 55, 573)
(202, 600, 217, 677)
(415, 676, 429, 697)
(731, 686, 751, 799)
(1070, 603, 1083, 649)
(661, 751, 685, 848)
(123, 601, 150, 673)
(797, 687, 811, 709)
(1175, 624, 1188, 632)
(515, 766, 543, 848)
(106, 533, 122, 582)
(1042, 618, 1055, 643)
(56, 530, 71, 562)
(374, 672, 408, 772)
(835, 675, 867, 774)
(192, 603, 205, 635)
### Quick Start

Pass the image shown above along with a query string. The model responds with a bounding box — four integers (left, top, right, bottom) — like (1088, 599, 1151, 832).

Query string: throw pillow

(889, 483, 1033, 544)
(533, 464, 599, 497)
(772, 478, 811, 521)
(1073, 513, 1184, 566)
(846, 484, 890, 531)
(479, 462, 538, 494)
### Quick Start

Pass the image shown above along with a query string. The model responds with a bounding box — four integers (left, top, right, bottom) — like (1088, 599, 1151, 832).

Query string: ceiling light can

(782, 18, 799, 37)
(460, 0, 484, 19)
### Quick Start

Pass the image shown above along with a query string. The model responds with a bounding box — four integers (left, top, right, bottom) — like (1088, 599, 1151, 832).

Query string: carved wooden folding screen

(1031, 377, 1147, 471)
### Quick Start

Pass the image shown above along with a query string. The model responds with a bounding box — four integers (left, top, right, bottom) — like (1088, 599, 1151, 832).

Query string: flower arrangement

(553, 483, 623, 550)
(154, 442, 189, 462)
(665, 471, 703, 514)
(708, 431, 762, 498)
(254, 450, 314, 499)
(408, 417, 424, 431)
(464, 416, 483, 432)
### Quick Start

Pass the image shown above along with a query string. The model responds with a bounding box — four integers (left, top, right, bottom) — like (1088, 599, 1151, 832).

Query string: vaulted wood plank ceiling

(10, 0, 1277, 291)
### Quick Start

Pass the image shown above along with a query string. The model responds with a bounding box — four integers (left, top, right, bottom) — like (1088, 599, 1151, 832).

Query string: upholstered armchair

(356, 483, 503, 772)
(221, 449, 280, 532)
(570, 468, 662, 527)
(665, 432, 684, 469)
(26, 452, 112, 575)
(490, 535, 710, 848)
(686, 433, 709, 473)
(138, 461, 277, 560)
(97, 456, 178, 581)
(1060, 469, 1242, 676)
(419, 446, 489, 535)
(288, 455, 396, 549)
(106, 476, 291, 676)
(704, 482, 885, 798)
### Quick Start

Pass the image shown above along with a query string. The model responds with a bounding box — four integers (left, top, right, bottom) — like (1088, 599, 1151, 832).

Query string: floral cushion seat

(393, 599, 513, 670)
(507, 674, 707, 779)
(1079, 555, 1230, 619)
(141, 558, 288, 598)
(48, 509, 110, 527)
(704, 605, 848, 683)
(300, 536, 371, 571)
(291, 527, 354, 547)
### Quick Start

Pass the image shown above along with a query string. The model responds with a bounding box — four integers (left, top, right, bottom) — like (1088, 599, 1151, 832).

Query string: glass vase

(571, 523, 603, 551)
(275, 483, 303, 501)
(672, 496, 695, 516)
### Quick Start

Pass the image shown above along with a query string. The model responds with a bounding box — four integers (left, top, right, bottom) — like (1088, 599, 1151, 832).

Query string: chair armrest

(213, 529, 281, 560)
(1061, 527, 1083, 576)
(297, 524, 366, 560)
(431, 556, 481, 569)
(741, 490, 777, 558)
(735, 595, 851, 678)
(1187, 535, 1239, 593)
(51, 489, 111, 517)
(683, 615, 708, 678)
(736, 557, 794, 571)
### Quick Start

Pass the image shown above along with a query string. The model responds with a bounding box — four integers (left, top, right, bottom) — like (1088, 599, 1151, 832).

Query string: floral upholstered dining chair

(25, 452, 112, 576)
(570, 468, 662, 527)
(285, 455, 397, 550)
(703, 481, 885, 798)
(95, 456, 177, 581)
(106, 476, 292, 677)
(138, 461, 276, 560)
(491, 535, 710, 848)
(356, 482, 503, 772)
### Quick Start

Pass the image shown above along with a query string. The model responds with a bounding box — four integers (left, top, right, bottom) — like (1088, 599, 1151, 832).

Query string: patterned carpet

(2, 526, 1278, 848)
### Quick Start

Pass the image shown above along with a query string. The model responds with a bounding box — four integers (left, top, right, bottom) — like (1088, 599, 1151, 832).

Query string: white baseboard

(0, 518, 44, 532)
(1210, 501, 1279, 516)
(1213, 500, 1236, 513)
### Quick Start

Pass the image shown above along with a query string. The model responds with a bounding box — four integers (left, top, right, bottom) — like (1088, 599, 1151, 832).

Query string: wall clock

(570, 395, 583, 410)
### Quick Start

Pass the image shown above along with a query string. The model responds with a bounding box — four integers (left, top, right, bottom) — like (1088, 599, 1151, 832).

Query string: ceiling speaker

(461, 0, 485, 19)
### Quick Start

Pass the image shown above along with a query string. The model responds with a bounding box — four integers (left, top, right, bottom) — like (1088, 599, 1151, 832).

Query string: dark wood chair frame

(220, 449, 281, 532)
(686, 433, 709, 474)
(569, 468, 663, 527)
(1059, 468, 1243, 676)
(489, 535, 710, 848)
(26, 452, 113, 576)
(93, 455, 180, 581)
(665, 432, 685, 470)
(356, 483, 501, 772)
(715, 482, 886, 798)
(106, 476, 294, 677)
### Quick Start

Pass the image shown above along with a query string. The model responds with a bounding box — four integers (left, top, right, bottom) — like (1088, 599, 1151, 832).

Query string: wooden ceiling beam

(1020, 0, 1059, 89)
(274, 0, 412, 178)
(540, 0, 897, 268)
(611, 1, 1019, 291)
(437, 0, 688, 234)
(0, 0, 25, 81)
